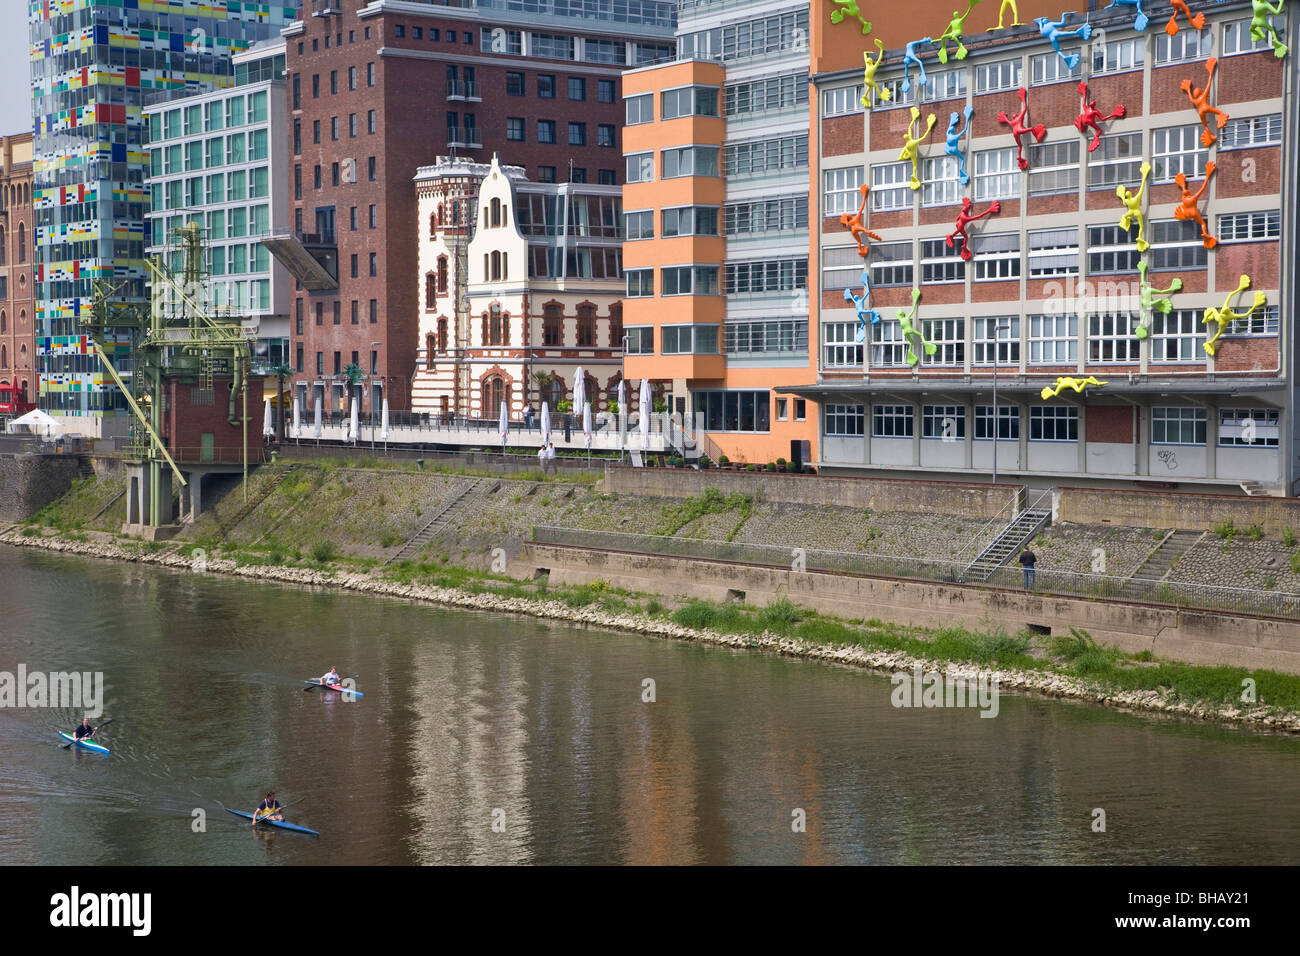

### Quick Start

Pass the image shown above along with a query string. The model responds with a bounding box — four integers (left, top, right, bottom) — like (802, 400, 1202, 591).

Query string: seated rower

(318, 667, 341, 686)
(73, 717, 98, 740)
(253, 790, 283, 824)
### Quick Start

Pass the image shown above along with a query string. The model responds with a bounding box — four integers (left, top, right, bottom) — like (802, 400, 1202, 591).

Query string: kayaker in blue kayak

(252, 791, 283, 825)
(318, 667, 341, 686)
(73, 717, 99, 741)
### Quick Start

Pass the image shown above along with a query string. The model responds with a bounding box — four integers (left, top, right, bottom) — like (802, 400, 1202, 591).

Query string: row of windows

(506, 72, 616, 103)
(858, 20, 1280, 111)
(822, 309, 1278, 370)
(625, 266, 715, 297)
(149, 129, 270, 175)
(295, 111, 377, 151)
(147, 91, 269, 141)
(827, 403, 1280, 446)
(507, 119, 616, 147)
(838, 215, 1274, 289)
(625, 146, 720, 183)
(624, 206, 720, 240)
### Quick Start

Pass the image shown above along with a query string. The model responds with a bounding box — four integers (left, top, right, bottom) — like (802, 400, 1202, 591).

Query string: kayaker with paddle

(317, 667, 341, 686)
(73, 717, 99, 741)
(252, 791, 284, 825)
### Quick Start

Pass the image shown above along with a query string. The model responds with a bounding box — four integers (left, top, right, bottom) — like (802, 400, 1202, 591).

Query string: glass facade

(30, 1, 297, 417)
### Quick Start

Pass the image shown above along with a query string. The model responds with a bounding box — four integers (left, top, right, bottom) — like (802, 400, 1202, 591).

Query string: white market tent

(5, 409, 59, 437)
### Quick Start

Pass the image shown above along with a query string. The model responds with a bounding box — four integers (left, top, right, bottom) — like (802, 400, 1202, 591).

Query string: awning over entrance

(261, 234, 338, 291)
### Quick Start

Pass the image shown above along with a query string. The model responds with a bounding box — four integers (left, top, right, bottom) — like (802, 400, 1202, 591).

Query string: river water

(1, 544, 1297, 865)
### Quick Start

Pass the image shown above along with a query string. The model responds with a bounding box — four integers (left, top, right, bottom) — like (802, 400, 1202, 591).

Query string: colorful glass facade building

(28, 0, 297, 436)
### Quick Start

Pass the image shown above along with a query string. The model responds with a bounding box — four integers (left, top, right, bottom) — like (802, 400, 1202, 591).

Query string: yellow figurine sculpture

(1040, 376, 1108, 401)
(1202, 275, 1268, 357)
(1116, 161, 1152, 253)
(899, 107, 938, 191)
(860, 38, 892, 109)
(988, 0, 1023, 30)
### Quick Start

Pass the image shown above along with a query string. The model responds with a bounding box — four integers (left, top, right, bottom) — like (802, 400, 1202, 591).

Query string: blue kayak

(59, 732, 110, 755)
(227, 807, 319, 836)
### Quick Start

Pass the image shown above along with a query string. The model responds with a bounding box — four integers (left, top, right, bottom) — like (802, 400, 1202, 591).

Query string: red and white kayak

(303, 679, 363, 698)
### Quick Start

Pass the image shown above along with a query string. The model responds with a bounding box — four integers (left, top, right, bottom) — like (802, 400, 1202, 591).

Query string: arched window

(482, 206, 489, 228)
(1, 345, 7, 368)
(608, 303, 623, 348)
(543, 304, 563, 346)
(429, 212, 437, 238)
(607, 373, 623, 411)
(547, 376, 564, 408)
(425, 332, 436, 369)
(437, 317, 448, 351)
(583, 373, 599, 409)
(490, 198, 501, 228)
(1, 311, 6, 333)
(436, 256, 448, 293)
(576, 304, 596, 347)
(481, 376, 509, 418)
(17, 223, 24, 264)
(437, 203, 445, 226)
(20, 380, 27, 398)
(480, 311, 489, 346)
(450, 200, 460, 224)
(488, 304, 503, 345)
(425, 273, 436, 310)
(490, 251, 500, 281)
(0, 225, 6, 265)
(501, 310, 510, 346)
(501, 251, 508, 281)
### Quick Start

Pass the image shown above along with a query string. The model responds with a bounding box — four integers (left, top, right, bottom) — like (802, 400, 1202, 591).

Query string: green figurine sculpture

(937, 0, 981, 63)
(829, 0, 873, 35)
(1134, 260, 1182, 340)
(896, 288, 938, 367)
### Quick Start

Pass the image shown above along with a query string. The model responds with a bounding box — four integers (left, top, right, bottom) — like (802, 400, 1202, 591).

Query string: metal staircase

(213, 466, 295, 538)
(959, 489, 1053, 582)
(385, 477, 488, 565)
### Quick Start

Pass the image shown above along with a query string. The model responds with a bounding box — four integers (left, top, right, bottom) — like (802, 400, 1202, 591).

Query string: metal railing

(529, 526, 1300, 620)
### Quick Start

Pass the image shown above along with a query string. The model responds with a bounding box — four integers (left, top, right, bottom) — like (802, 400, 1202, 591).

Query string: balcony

(446, 127, 483, 149)
(446, 80, 481, 102)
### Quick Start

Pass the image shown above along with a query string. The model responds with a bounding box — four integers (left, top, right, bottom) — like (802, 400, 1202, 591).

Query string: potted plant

(717, 454, 730, 470)
(765, 462, 777, 472)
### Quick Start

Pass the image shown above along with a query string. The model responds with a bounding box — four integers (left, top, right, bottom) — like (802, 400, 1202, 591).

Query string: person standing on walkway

(1020, 546, 1037, 590)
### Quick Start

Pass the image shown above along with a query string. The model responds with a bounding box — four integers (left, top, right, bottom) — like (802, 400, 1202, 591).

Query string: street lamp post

(370, 341, 381, 450)
(991, 318, 1011, 485)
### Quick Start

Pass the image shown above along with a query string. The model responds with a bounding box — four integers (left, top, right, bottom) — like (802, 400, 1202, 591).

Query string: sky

(2, 6, 29, 137)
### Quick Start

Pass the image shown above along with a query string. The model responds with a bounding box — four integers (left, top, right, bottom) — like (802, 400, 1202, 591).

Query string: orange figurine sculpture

(839, 184, 883, 257)
(1165, 0, 1205, 36)
(1180, 57, 1229, 147)
(1173, 161, 1217, 249)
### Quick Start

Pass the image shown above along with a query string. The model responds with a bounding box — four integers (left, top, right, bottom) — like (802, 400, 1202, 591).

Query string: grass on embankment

(371, 562, 1300, 715)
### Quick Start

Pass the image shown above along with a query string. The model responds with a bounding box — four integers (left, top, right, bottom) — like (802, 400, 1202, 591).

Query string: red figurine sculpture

(1173, 160, 1217, 249)
(1165, 0, 1205, 36)
(997, 87, 1047, 171)
(839, 183, 883, 257)
(1181, 57, 1229, 147)
(1074, 81, 1125, 153)
(946, 197, 1001, 260)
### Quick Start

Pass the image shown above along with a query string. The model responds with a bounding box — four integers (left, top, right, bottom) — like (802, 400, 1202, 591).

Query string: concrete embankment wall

(0, 455, 85, 522)
(1059, 487, 1300, 537)
(520, 542, 1300, 675)
(601, 466, 1020, 519)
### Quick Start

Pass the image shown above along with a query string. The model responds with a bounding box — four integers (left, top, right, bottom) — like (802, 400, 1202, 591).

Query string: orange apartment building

(622, 1, 820, 468)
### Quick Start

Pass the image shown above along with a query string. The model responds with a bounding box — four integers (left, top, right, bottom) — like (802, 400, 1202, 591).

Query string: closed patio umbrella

(313, 395, 322, 440)
(380, 397, 389, 442)
(292, 395, 301, 440)
(639, 379, 652, 451)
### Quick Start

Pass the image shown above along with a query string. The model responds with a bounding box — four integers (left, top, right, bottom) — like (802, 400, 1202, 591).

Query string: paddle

(248, 794, 305, 825)
(62, 718, 114, 749)
(303, 673, 359, 691)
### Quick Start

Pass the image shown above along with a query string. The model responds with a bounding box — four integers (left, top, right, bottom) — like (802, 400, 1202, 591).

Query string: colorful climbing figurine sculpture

(901, 37, 933, 94)
(1181, 57, 1229, 147)
(1040, 376, 1107, 401)
(829, 0, 873, 35)
(861, 39, 892, 109)
(944, 106, 975, 185)
(1104, 0, 1150, 32)
(1074, 81, 1126, 152)
(1034, 13, 1092, 71)
(1116, 161, 1152, 253)
(843, 271, 883, 344)
(1165, 0, 1205, 36)
(1249, 0, 1287, 59)
(1134, 260, 1182, 340)
(896, 288, 937, 367)
(987, 0, 1023, 29)
(997, 88, 1047, 171)
(947, 197, 1001, 260)
(1173, 161, 1217, 249)
(1202, 275, 1267, 357)
(936, 0, 981, 63)
(839, 184, 883, 256)
(899, 107, 938, 191)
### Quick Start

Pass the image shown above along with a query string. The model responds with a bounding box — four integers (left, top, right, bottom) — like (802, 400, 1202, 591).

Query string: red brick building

(0, 132, 35, 404)
(277, 0, 675, 414)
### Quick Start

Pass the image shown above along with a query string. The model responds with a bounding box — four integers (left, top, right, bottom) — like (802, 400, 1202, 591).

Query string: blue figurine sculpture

(1104, 0, 1150, 31)
(1034, 13, 1093, 70)
(843, 271, 882, 344)
(944, 105, 974, 186)
(901, 37, 933, 94)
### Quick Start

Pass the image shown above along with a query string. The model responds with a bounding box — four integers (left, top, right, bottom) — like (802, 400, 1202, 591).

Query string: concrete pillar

(156, 469, 174, 524)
